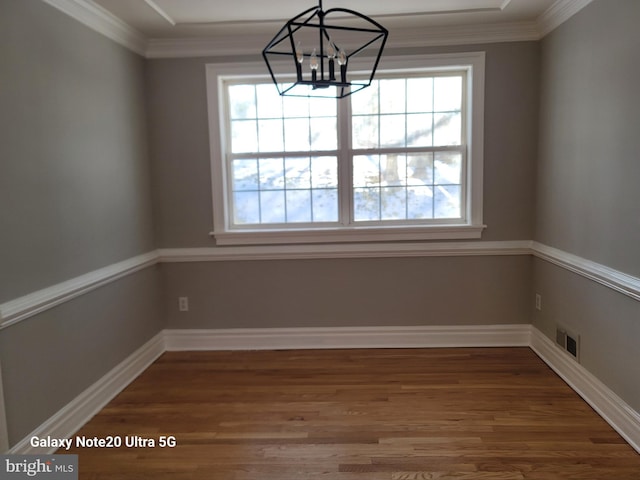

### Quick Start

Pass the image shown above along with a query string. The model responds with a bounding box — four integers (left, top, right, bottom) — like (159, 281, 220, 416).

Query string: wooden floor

(63, 348, 640, 479)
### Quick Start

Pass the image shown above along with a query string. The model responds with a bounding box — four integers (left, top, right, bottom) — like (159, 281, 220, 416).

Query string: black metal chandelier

(262, 0, 388, 99)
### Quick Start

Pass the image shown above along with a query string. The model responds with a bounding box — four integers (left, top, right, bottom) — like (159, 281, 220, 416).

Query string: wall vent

(556, 325, 580, 362)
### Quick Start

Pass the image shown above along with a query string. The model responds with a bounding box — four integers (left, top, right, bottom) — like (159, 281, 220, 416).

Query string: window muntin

(352, 151, 463, 222)
(224, 71, 467, 229)
(209, 53, 485, 244)
(351, 76, 463, 149)
(226, 83, 339, 227)
(228, 83, 338, 154)
(350, 74, 466, 224)
(230, 156, 339, 225)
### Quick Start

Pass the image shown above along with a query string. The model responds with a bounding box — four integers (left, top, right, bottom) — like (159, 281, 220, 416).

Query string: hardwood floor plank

(60, 348, 640, 479)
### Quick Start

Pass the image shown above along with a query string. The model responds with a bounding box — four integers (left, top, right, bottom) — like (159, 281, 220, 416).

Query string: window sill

(210, 224, 486, 246)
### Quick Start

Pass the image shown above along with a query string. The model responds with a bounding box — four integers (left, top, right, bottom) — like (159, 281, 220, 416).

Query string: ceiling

(45, 0, 593, 57)
(92, 0, 557, 38)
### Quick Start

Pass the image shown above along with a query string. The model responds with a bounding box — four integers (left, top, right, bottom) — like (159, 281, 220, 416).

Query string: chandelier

(262, 0, 388, 98)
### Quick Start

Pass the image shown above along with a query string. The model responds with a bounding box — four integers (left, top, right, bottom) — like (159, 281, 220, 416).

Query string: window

(226, 84, 339, 226)
(207, 53, 485, 245)
(350, 75, 465, 223)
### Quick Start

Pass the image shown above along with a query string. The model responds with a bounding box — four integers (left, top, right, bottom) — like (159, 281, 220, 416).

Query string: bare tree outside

(226, 73, 464, 226)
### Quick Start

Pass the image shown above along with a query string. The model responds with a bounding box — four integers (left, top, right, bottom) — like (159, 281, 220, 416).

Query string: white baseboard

(164, 324, 532, 351)
(8, 326, 640, 456)
(9, 333, 165, 454)
(530, 328, 640, 453)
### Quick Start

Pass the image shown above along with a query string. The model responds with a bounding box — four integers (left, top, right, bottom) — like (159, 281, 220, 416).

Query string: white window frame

(206, 52, 485, 246)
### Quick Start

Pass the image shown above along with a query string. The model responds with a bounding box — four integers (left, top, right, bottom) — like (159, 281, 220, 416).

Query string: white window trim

(206, 52, 486, 246)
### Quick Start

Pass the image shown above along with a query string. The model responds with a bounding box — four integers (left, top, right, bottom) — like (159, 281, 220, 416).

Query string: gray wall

(535, 0, 640, 277)
(0, 0, 161, 446)
(148, 43, 539, 247)
(149, 43, 539, 330)
(163, 256, 532, 329)
(0, 0, 155, 301)
(0, 267, 161, 445)
(0, 2, 540, 448)
(9, 0, 639, 451)
(533, 259, 640, 411)
(534, 0, 640, 411)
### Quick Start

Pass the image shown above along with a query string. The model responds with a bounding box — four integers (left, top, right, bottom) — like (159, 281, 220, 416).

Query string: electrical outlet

(178, 296, 189, 312)
(535, 293, 542, 311)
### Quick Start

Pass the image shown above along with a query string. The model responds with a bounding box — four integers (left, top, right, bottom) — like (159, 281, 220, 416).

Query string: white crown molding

(531, 328, 640, 453)
(40, 0, 147, 56)
(145, 22, 541, 59)
(144, 1, 594, 58)
(8, 332, 165, 454)
(388, 21, 541, 50)
(40, 0, 594, 59)
(143, 0, 176, 27)
(0, 251, 159, 330)
(537, 0, 595, 37)
(145, 35, 270, 59)
(531, 242, 640, 302)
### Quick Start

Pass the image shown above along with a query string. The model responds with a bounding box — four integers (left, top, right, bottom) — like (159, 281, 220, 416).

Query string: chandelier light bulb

(327, 42, 336, 59)
(337, 49, 347, 66)
(337, 49, 347, 84)
(296, 42, 304, 64)
(310, 48, 319, 82)
(294, 41, 304, 81)
(327, 42, 336, 81)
